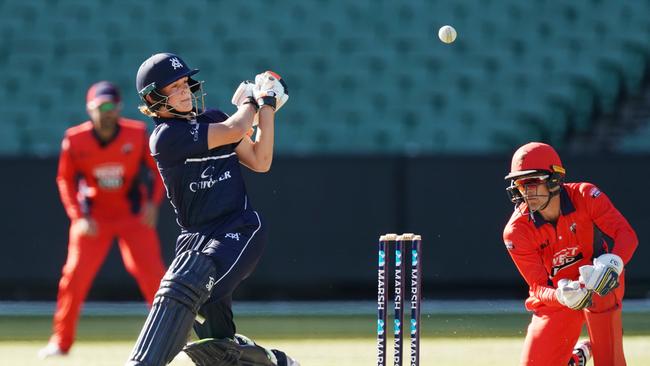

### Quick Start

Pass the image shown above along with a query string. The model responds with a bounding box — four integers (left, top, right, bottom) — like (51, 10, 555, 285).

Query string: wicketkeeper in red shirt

(39, 81, 167, 358)
(503, 142, 637, 366)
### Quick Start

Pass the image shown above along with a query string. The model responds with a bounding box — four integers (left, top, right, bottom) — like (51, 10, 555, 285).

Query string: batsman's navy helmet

(136, 53, 200, 103)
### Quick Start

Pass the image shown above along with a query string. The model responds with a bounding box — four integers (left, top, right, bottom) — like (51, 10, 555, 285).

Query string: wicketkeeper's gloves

(579, 253, 623, 296)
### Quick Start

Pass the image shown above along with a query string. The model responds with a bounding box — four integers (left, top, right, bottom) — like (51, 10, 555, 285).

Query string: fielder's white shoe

(37, 342, 67, 359)
(569, 339, 592, 366)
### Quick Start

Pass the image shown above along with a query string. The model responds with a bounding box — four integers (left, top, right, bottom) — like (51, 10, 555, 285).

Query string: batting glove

(231, 81, 257, 109)
(556, 279, 593, 310)
(579, 253, 623, 296)
(253, 71, 289, 111)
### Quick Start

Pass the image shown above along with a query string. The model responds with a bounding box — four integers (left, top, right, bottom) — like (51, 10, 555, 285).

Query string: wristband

(242, 96, 259, 111)
(257, 96, 276, 110)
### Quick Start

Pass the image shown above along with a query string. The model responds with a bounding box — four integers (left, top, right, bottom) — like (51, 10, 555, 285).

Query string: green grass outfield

(2, 314, 650, 365)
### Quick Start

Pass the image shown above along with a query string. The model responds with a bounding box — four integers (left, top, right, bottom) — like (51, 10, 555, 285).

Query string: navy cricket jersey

(150, 108, 251, 230)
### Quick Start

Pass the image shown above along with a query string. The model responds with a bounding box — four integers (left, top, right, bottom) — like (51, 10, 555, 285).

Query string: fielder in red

(39, 81, 167, 358)
(503, 142, 638, 366)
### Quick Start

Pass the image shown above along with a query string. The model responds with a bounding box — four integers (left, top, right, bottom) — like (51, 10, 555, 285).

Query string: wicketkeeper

(502, 142, 638, 366)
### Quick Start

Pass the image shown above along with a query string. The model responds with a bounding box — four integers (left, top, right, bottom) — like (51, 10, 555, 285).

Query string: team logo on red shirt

(93, 164, 124, 190)
(590, 187, 602, 198)
(551, 246, 583, 277)
(121, 143, 133, 154)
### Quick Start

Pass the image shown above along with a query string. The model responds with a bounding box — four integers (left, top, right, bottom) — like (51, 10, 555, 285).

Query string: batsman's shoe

(271, 350, 301, 366)
(235, 334, 300, 366)
(285, 355, 301, 366)
(183, 338, 242, 366)
(183, 336, 300, 366)
(37, 342, 67, 359)
(568, 340, 592, 366)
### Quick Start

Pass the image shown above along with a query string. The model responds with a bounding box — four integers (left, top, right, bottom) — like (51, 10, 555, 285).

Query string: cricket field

(1, 312, 649, 365)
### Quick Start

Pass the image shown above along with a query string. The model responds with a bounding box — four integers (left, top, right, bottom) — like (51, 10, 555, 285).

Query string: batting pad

(126, 250, 218, 365)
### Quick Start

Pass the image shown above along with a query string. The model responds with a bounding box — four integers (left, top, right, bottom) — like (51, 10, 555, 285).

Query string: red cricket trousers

(49, 216, 166, 351)
(520, 277, 626, 366)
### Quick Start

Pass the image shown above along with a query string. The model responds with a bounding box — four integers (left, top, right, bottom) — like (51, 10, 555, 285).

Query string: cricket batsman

(125, 53, 299, 366)
(39, 81, 167, 358)
(503, 142, 638, 366)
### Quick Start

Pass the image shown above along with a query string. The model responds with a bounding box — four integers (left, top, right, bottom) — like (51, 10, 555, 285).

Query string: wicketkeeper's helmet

(505, 142, 566, 206)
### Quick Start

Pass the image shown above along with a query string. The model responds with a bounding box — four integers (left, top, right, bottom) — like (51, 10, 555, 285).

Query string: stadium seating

(0, 0, 649, 155)
(619, 117, 650, 152)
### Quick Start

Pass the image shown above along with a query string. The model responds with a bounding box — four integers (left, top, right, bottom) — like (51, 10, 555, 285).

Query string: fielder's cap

(505, 142, 564, 180)
(86, 81, 121, 109)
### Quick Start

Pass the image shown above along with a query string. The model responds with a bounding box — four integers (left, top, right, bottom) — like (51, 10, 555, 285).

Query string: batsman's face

(161, 77, 193, 113)
(514, 176, 549, 212)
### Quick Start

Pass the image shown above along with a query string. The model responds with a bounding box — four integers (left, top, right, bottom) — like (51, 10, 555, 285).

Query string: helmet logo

(170, 57, 183, 70)
(551, 165, 565, 174)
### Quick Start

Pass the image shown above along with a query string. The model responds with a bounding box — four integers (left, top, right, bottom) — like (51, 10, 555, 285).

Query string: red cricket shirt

(56, 118, 164, 221)
(503, 183, 638, 310)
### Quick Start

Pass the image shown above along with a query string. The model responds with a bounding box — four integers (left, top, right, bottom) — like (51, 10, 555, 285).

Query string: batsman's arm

(581, 183, 638, 264)
(56, 134, 83, 220)
(207, 103, 256, 149)
(235, 105, 275, 173)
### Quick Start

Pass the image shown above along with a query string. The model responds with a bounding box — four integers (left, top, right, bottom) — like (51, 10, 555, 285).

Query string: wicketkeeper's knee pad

(157, 250, 218, 312)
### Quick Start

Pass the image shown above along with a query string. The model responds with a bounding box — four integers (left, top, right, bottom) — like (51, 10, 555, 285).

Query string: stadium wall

(0, 156, 647, 300)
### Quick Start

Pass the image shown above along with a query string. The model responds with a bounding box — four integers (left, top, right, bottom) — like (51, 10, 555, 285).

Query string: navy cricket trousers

(174, 210, 268, 340)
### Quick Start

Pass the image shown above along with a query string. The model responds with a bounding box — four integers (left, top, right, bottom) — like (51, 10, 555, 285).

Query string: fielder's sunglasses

(98, 102, 117, 112)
